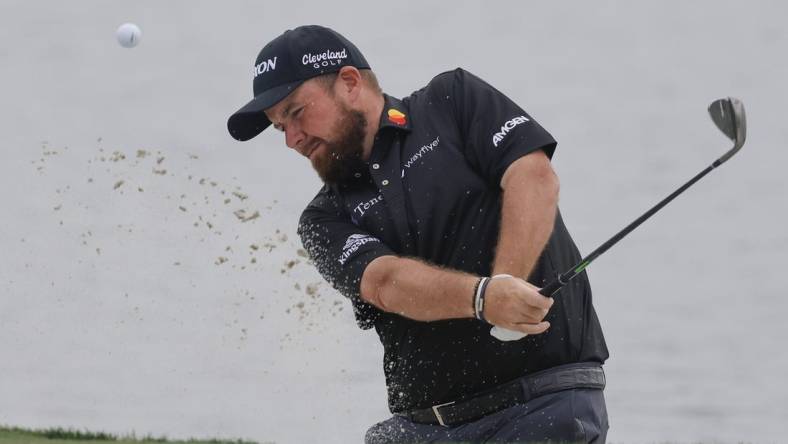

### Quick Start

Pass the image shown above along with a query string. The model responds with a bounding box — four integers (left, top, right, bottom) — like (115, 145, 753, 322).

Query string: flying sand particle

(233, 209, 260, 222)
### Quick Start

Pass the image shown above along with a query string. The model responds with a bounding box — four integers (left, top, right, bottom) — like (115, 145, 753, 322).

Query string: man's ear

(336, 66, 362, 102)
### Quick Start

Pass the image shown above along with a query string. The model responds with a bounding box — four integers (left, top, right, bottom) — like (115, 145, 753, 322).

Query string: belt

(398, 362, 605, 427)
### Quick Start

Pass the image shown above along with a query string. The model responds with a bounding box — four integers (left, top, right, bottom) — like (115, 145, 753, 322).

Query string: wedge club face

(709, 97, 747, 164)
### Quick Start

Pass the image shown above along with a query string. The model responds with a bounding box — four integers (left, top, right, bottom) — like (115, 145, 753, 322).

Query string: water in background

(1, 1, 786, 443)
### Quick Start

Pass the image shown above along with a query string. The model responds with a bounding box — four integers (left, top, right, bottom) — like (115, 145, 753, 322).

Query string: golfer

(228, 25, 609, 443)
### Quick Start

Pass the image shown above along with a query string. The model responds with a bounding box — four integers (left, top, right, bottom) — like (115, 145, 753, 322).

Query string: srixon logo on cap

(253, 57, 277, 78)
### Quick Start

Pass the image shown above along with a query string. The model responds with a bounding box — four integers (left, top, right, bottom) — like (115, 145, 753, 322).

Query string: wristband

(473, 277, 489, 321)
(472, 277, 484, 316)
(476, 277, 492, 323)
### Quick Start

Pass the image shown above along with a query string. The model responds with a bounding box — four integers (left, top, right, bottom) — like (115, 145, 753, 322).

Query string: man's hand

(483, 276, 553, 335)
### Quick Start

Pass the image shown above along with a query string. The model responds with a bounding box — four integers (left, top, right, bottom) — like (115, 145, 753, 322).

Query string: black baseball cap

(227, 25, 371, 141)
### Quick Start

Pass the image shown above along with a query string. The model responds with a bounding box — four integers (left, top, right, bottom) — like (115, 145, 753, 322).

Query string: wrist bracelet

(472, 277, 484, 317)
(475, 277, 491, 323)
(473, 277, 489, 321)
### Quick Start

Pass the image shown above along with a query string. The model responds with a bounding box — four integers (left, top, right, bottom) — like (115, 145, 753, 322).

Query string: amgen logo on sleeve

(492, 115, 530, 147)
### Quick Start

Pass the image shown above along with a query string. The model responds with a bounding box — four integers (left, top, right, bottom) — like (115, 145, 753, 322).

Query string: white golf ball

(116, 23, 141, 48)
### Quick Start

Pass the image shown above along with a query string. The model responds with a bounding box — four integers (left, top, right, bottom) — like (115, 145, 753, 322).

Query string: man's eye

(293, 107, 304, 118)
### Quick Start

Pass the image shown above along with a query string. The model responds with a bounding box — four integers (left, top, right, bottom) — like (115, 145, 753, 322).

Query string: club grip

(539, 279, 564, 297)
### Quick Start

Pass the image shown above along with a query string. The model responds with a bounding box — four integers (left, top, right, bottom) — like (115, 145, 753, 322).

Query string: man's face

(265, 78, 368, 185)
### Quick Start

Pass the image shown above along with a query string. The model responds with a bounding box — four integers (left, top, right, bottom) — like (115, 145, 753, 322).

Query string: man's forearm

(360, 254, 553, 333)
(493, 152, 559, 280)
(360, 256, 477, 321)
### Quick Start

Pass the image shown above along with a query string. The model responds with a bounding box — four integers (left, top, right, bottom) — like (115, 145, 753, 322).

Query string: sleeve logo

(338, 233, 380, 265)
(492, 115, 530, 147)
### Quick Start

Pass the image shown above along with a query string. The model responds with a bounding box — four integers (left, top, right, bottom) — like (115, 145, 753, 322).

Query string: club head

(708, 97, 747, 164)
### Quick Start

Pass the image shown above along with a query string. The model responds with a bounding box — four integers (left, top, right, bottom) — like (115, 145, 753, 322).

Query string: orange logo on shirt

(387, 109, 406, 126)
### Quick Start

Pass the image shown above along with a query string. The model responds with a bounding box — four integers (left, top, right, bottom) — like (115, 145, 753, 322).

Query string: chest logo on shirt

(387, 109, 407, 126)
(352, 193, 384, 221)
(338, 233, 380, 265)
(401, 136, 440, 178)
(492, 115, 530, 147)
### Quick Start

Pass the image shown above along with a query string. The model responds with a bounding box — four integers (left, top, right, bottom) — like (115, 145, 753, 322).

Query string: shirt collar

(376, 94, 412, 133)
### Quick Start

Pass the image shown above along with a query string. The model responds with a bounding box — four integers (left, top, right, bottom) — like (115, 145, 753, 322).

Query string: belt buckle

(431, 400, 456, 427)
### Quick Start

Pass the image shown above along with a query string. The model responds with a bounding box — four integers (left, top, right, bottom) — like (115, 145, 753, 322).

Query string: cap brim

(227, 80, 304, 141)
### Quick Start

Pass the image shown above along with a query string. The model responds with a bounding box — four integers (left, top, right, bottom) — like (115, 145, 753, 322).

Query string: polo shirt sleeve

(431, 68, 557, 186)
(297, 187, 395, 330)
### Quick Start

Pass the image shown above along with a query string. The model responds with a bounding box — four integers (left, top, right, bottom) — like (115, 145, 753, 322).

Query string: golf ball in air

(116, 23, 141, 48)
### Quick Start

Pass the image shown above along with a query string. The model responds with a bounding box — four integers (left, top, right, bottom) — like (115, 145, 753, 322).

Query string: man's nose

(285, 127, 307, 155)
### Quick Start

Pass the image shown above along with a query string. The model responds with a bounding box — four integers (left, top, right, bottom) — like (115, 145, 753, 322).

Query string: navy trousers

(365, 388, 608, 443)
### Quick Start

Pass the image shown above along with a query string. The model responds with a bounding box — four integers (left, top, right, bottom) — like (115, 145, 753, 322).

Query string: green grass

(0, 426, 259, 444)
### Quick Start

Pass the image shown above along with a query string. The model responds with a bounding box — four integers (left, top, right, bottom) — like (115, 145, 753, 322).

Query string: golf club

(491, 97, 747, 341)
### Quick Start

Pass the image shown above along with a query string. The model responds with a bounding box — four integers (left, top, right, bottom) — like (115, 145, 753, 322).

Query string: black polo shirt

(298, 68, 608, 413)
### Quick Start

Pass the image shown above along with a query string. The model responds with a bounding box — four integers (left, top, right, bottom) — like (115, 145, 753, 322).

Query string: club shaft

(540, 160, 720, 297)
